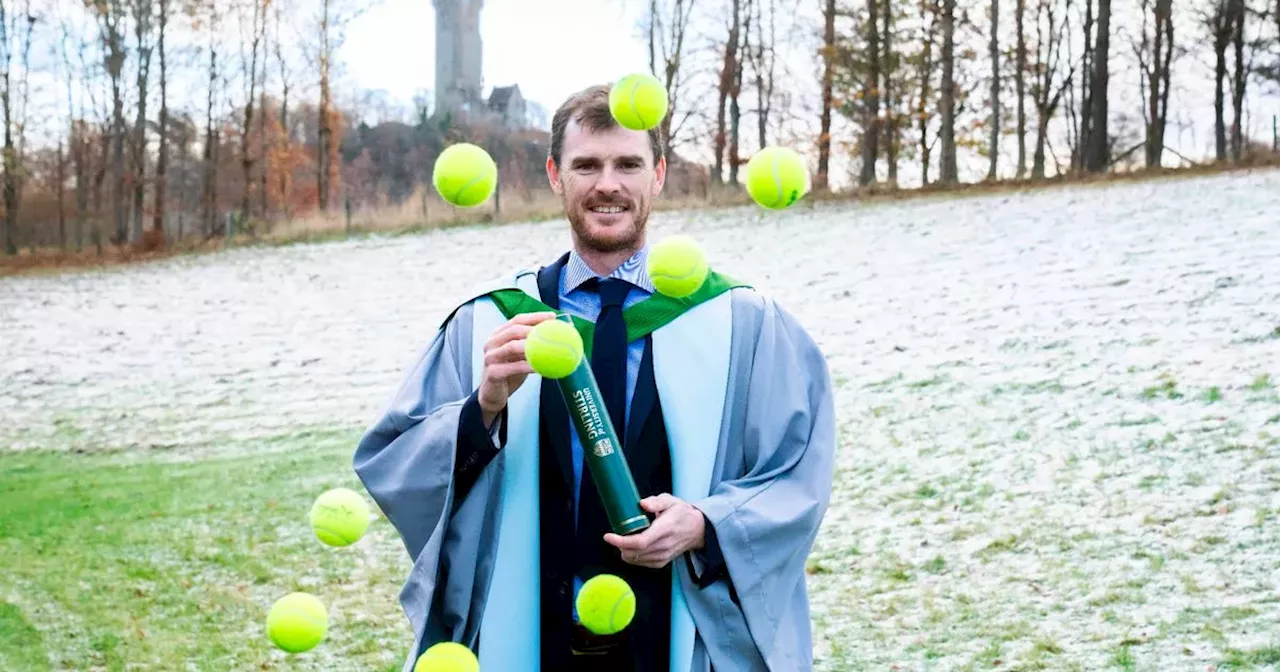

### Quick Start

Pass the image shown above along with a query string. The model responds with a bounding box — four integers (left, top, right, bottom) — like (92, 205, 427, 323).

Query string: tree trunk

(1229, 0, 1245, 162)
(883, 0, 898, 184)
(1213, 22, 1227, 161)
(92, 1, 129, 246)
(860, 0, 882, 186)
(729, 0, 747, 185)
(1084, 0, 1110, 173)
(1143, 0, 1173, 169)
(242, 0, 264, 225)
(131, 0, 153, 246)
(939, 0, 958, 184)
(1076, 0, 1094, 172)
(204, 7, 219, 236)
(1015, 0, 1027, 178)
(918, 0, 936, 186)
(1, 2, 16, 255)
(987, 0, 1000, 180)
(154, 0, 169, 236)
(754, 0, 774, 149)
(816, 0, 835, 191)
(274, 2, 290, 220)
(318, 0, 332, 211)
(713, 0, 740, 184)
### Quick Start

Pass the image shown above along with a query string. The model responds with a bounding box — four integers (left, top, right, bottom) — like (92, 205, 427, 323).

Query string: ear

(546, 156, 563, 195)
(651, 156, 667, 196)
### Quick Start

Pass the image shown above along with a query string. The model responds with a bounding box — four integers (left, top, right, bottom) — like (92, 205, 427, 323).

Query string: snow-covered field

(3, 169, 1279, 669)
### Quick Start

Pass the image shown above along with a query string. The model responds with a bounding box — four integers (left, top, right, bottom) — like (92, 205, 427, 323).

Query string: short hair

(548, 83, 665, 168)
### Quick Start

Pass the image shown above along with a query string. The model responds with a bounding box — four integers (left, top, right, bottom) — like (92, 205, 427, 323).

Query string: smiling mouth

(588, 205, 627, 214)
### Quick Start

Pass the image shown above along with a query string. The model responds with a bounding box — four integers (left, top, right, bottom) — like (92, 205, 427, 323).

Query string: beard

(565, 192, 651, 254)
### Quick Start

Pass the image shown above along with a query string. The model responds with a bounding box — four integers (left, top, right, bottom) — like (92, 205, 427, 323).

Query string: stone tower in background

(433, 0, 484, 117)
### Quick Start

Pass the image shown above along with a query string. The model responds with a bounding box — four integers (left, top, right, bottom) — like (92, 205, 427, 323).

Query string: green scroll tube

(553, 315, 651, 536)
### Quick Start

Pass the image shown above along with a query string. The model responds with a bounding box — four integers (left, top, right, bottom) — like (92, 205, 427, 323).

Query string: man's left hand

(603, 493, 706, 569)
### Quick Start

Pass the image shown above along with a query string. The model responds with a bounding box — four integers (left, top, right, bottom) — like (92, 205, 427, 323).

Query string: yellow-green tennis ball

(266, 592, 327, 654)
(744, 146, 809, 209)
(524, 318, 584, 380)
(433, 143, 497, 207)
(413, 642, 479, 672)
(309, 487, 371, 547)
(609, 73, 669, 131)
(646, 234, 709, 299)
(576, 573, 636, 635)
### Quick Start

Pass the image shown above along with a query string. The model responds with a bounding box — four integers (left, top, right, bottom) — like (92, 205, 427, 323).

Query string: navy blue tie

(591, 278, 631, 435)
(576, 277, 631, 580)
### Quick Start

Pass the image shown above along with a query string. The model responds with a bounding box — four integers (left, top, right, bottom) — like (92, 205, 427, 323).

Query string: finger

(485, 361, 535, 382)
(483, 324, 534, 353)
(484, 339, 528, 367)
(640, 493, 681, 514)
(504, 311, 559, 329)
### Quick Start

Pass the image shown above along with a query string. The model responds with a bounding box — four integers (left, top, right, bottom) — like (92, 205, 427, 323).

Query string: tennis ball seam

(628, 78, 645, 129)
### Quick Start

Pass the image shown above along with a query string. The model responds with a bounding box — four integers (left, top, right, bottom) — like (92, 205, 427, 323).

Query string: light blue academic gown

(352, 265, 836, 672)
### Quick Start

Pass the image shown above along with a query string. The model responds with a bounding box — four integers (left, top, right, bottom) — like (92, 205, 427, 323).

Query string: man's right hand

(477, 311, 558, 428)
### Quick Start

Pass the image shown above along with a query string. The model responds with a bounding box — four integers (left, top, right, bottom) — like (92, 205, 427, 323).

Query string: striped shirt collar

(563, 245, 655, 294)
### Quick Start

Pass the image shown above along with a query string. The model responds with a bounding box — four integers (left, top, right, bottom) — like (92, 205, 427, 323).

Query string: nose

(593, 165, 624, 195)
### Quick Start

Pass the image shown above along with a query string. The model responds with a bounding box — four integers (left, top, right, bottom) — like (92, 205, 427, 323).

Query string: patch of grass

(906, 375, 947, 389)
(1223, 606, 1259, 621)
(1220, 645, 1280, 668)
(1250, 373, 1274, 392)
(0, 428, 405, 671)
(923, 555, 947, 574)
(976, 534, 1019, 559)
(1138, 474, 1165, 491)
(1204, 386, 1223, 403)
(1111, 642, 1137, 670)
(914, 483, 940, 499)
(0, 602, 50, 671)
(1141, 374, 1183, 400)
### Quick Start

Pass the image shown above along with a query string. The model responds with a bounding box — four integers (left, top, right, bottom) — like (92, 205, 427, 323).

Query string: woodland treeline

(1, 0, 1278, 256)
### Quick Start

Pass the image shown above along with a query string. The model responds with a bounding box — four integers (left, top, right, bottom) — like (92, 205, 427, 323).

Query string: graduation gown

(352, 259, 836, 672)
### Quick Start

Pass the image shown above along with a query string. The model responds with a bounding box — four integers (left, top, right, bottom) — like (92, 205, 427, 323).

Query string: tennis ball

(266, 592, 327, 654)
(413, 641, 479, 672)
(524, 318, 584, 380)
(576, 573, 636, 636)
(433, 143, 497, 207)
(646, 234, 709, 299)
(744, 146, 810, 209)
(609, 73, 669, 131)
(309, 487, 371, 547)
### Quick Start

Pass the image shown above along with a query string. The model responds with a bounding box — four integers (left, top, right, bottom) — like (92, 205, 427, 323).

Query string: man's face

(547, 118, 666, 255)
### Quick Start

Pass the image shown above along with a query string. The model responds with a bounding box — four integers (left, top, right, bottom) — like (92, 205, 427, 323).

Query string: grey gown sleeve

(352, 302, 482, 562)
(691, 297, 836, 662)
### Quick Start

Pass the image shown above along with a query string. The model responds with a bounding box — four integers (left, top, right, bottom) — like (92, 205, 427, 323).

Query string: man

(352, 84, 835, 672)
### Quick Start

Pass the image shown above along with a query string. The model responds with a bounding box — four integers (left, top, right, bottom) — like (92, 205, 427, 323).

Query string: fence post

(345, 197, 352, 237)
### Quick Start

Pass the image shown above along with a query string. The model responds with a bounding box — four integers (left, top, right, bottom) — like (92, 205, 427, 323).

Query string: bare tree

(1135, 0, 1174, 168)
(647, 0, 699, 155)
(1228, 0, 1246, 161)
(1031, 0, 1073, 178)
(939, 0, 958, 183)
(729, 0, 749, 185)
(1015, 0, 1028, 177)
(203, 0, 221, 236)
(153, 0, 169, 237)
(713, 0, 742, 184)
(241, 0, 266, 224)
(916, 0, 938, 185)
(130, 0, 154, 245)
(861, 0, 882, 185)
(747, 0, 777, 148)
(274, 0, 292, 219)
(988, 0, 1001, 179)
(1, 0, 35, 255)
(816, 0, 835, 190)
(318, 0, 333, 211)
(91, 0, 129, 245)
(1083, 0, 1111, 173)
(883, 0, 900, 183)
